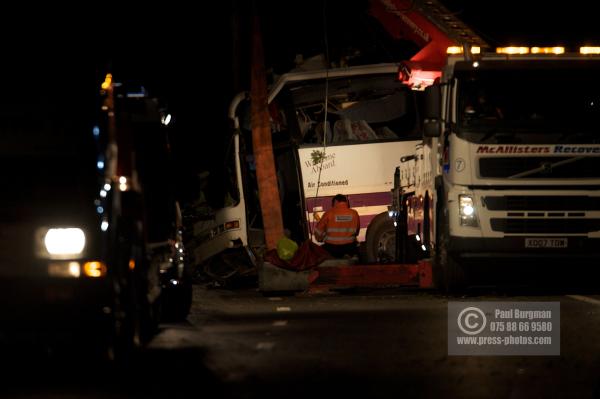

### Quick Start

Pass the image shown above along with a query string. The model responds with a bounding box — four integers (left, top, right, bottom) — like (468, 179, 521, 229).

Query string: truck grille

(479, 157, 600, 178)
(484, 196, 600, 211)
(490, 218, 600, 234)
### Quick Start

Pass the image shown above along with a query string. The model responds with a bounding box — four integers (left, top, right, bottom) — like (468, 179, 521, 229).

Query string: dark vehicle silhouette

(0, 67, 189, 359)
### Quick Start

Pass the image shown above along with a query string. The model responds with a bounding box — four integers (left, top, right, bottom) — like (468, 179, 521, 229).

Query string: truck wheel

(435, 212, 467, 294)
(108, 274, 142, 362)
(365, 213, 396, 263)
(107, 217, 156, 362)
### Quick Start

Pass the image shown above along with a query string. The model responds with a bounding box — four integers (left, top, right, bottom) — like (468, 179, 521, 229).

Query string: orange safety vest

(314, 202, 360, 245)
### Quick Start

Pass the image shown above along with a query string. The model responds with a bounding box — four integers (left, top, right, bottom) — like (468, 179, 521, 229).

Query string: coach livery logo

(307, 150, 336, 173)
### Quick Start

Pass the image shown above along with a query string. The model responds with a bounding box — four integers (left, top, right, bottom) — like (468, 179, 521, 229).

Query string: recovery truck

(394, 45, 600, 291)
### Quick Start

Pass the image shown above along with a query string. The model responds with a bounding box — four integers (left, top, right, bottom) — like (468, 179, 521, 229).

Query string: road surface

(3, 281, 600, 398)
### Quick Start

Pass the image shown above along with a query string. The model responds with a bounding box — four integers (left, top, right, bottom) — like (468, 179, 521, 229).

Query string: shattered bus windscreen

(287, 75, 420, 146)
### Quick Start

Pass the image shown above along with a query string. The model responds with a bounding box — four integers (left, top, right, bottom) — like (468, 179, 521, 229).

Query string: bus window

(284, 75, 419, 146)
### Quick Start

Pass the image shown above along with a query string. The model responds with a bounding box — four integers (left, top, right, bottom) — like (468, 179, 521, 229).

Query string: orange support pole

(250, 13, 284, 250)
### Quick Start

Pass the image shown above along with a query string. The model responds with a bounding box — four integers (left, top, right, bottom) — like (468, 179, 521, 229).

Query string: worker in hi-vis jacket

(314, 194, 360, 258)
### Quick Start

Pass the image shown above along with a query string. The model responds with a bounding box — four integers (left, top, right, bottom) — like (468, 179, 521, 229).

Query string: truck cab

(400, 47, 600, 291)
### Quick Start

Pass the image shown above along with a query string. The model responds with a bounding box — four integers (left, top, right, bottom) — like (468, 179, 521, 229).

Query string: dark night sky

(438, 1, 600, 47)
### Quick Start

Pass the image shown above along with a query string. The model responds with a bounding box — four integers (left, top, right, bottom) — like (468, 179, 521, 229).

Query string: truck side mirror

(423, 84, 442, 137)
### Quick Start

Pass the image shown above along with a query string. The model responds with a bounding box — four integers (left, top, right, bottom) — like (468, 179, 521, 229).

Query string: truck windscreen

(456, 62, 600, 144)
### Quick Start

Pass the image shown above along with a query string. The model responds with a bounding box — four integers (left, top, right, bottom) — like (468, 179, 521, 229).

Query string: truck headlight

(459, 195, 478, 227)
(37, 227, 86, 259)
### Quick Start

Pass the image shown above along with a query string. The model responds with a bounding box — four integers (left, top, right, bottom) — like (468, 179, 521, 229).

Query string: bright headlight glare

(459, 195, 478, 226)
(463, 205, 474, 216)
(44, 228, 86, 256)
(459, 195, 474, 216)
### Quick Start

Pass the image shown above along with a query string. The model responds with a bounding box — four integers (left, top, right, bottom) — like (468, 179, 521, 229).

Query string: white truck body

(399, 51, 600, 288)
